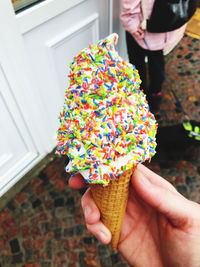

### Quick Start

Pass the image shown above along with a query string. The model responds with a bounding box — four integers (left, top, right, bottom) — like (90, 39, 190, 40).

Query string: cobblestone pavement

(0, 34, 200, 267)
(158, 35, 200, 126)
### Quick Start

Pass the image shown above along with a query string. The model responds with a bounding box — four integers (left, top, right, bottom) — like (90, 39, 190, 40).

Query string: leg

(147, 50, 165, 94)
(147, 50, 165, 111)
(125, 31, 147, 93)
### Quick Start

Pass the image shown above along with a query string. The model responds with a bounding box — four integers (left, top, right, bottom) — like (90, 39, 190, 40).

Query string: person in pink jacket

(120, 0, 187, 111)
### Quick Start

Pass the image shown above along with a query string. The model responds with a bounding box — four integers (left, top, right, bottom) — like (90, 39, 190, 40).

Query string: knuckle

(86, 223, 94, 234)
(81, 194, 86, 208)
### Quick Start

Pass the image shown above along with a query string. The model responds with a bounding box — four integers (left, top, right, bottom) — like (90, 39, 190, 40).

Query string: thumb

(132, 167, 195, 227)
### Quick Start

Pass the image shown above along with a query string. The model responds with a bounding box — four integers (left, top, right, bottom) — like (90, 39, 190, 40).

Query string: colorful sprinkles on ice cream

(56, 33, 157, 185)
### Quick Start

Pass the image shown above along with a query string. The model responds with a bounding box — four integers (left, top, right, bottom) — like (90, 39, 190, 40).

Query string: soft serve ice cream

(56, 33, 157, 185)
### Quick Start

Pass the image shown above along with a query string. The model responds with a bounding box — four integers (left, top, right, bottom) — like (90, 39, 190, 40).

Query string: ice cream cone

(90, 168, 134, 250)
(56, 34, 157, 250)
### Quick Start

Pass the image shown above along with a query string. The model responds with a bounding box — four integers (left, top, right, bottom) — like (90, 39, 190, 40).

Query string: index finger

(136, 164, 178, 193)
(68, 173, 86, 189)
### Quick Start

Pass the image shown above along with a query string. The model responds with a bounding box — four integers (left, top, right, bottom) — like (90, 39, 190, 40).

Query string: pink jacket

(120, 0, 187, 51)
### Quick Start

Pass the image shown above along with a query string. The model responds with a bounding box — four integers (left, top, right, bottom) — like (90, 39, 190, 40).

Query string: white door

(0, 0, 124, 196)
(0, 0, 44, 196)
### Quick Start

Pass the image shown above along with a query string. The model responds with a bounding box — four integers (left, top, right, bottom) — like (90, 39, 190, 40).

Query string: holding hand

(69, 164, 200, 267)
(133, 28, 145, 40)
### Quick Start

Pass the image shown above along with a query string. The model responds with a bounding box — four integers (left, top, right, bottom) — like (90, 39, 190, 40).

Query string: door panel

(20, 0, 108, 147)
(0, 64, 38, 196)
(46, 13, 99, 140)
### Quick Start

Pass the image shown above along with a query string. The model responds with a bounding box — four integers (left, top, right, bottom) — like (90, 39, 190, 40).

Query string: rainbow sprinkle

(56, 33, 157, 185)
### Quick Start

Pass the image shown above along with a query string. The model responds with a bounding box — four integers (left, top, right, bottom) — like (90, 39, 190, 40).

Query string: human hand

(69, 164, 200, 267)
(132, 28, 144, 40)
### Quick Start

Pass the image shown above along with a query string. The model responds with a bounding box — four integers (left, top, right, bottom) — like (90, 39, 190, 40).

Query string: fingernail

(84, 206, 91, 217)
(99, 230, 109, 243)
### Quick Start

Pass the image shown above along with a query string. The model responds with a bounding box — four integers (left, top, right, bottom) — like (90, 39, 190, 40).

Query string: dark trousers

(126, 31, 165, 95)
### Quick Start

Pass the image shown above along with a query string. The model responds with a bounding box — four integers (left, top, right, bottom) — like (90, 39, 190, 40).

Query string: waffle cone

(90, 168, 134, 250)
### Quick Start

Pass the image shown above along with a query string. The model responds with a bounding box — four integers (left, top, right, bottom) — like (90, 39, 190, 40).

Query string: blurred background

(0, 0, 200, 266)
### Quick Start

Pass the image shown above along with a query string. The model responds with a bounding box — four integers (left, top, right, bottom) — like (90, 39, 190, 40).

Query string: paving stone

(79, 252, 86, 267)
(64, 227, 74, 238)
(197, 166, 200, 174)
(9, 238, 20, 253)
(41, 222, 50, 234)
(32, 199, 42, 209)
(46, 241, 52, 260)
(116, 262, 130, 267)
(21, 225, 31, 238)
(176, 184, 189, 197)
(99, 256, 112, 267)
(25, 250, 34, 262)
(55, 180, 66, 191)
(7, 201, 16, 212)
(34, 239, 45, 250)
(39, 172, 49, 186)
(66, 197, 75, 206)
(48, 191, 60, 199)
(54, 228, 62, 240)
(41, 262, 52, 267)
(21, 201, 31, 210)
(83, 237, 93, 245)
(186, 176, 194, 185)
(31, 226, 41, 238)
(11, 252, 23, 264)
(75, 224, 85, 236)
(54, 198, 65, 207)
(111, 252, 120, 265)
(97, 244, 110, 258)
(78, 188, 88, 196)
